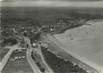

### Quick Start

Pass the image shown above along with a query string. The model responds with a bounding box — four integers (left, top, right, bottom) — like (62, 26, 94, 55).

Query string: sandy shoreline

(54, 20, 103, 73)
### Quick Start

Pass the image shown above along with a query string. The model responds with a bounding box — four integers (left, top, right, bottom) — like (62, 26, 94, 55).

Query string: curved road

(23, 36, 54, 73)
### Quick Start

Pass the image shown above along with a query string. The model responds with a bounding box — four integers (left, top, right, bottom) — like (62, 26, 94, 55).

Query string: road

(0, 49, 14, 73)
(26, 48, 42, 73)
(23, 36, 54, 73)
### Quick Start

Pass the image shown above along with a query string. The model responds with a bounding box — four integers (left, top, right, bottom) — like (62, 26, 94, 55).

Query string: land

(0, 7, 103, 73)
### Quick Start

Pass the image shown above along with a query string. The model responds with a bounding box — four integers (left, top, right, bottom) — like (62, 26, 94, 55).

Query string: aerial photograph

(0, 0, 103, 73)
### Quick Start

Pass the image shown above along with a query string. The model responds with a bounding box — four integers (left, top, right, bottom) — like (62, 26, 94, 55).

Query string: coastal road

(26, 48, 42, 73)
(23, 36, 42, 73)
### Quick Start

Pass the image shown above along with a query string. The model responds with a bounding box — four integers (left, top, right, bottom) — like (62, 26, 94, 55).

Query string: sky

(1, 0, 103, 1)
(0, 0, 103, 7)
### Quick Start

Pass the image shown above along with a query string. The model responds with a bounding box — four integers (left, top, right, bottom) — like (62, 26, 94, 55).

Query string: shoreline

(53, 20, 103, 73)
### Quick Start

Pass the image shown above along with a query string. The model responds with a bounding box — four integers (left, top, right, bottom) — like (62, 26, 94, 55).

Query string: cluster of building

(10, 56, 25, 62)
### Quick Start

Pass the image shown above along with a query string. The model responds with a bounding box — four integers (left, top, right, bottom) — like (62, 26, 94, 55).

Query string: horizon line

(0, 1, 103, 8)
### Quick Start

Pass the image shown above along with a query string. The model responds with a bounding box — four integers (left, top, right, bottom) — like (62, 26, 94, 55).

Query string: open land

(1, 7, 103, 73)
